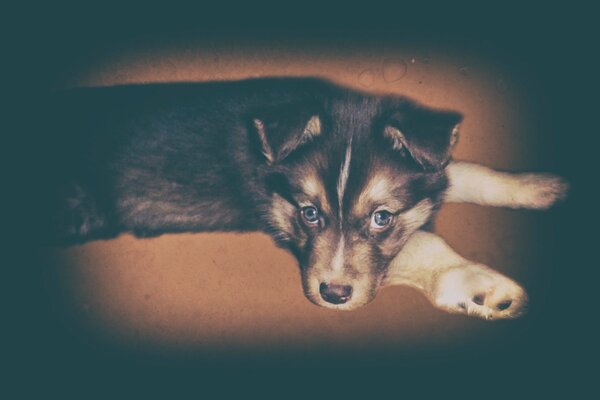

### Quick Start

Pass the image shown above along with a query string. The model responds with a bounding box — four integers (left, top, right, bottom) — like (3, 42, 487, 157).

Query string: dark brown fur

(33, 77, 461, 309)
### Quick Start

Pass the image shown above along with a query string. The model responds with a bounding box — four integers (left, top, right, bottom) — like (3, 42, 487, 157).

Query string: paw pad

(496, 299, 512, 310)
(434, 264, 529, 320)
(471, 295, 513, 311)
(472, 294, 485, 305)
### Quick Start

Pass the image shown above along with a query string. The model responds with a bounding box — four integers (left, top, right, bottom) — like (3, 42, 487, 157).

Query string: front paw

(433, 264, 528, 320)
(513, 173, 568, 210)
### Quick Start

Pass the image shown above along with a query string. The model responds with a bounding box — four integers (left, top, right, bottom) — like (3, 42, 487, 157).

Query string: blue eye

(301, 206, 320, 226)
(371, 210, 392, 228)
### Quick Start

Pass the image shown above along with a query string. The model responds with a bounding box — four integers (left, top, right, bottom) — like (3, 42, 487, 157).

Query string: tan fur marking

(399, 198, 433, 233)
(331, 235, 345, 273)
(269, 193, 296, 238)
(301, 176, 322, 199)
(303, 115, 321, 139)
(383, 125, 407, 150)
(356, 175, 390, 212)
(300, 173, 332, 214)
(450, 124, 460, 147)
(354, 172, 405, 216)
(253, 118, 274, 165)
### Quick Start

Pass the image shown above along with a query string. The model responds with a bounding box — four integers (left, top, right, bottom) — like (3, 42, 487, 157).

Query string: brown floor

(35, 43, 554, 359)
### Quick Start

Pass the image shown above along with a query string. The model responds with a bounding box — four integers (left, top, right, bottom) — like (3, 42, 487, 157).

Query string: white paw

(513, 173, 568, 210)
(433, 264, 528, 320)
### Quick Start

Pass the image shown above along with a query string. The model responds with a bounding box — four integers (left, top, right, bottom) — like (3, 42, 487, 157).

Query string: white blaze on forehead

(337, 138, 353, 221)
(331, 234, 345, 273)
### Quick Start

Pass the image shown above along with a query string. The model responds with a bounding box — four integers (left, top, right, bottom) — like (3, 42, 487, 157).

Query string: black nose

(319, 282, 353, 304)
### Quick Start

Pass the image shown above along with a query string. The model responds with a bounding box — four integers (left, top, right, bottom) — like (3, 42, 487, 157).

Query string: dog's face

(253, 94, 461, 310)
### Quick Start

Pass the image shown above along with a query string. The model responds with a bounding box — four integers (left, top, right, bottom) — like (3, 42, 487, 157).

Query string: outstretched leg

(384, 230, 528, 320)
(382, 162, 567, 319)
(445, 161, 568, 209)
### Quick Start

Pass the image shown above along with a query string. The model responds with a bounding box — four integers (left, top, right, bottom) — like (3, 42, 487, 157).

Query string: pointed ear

(383, 105, 462, 170)
(251, 106, 321, 165)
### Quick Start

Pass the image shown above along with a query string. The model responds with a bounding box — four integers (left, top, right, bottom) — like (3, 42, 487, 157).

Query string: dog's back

(33, 78, 334, 243)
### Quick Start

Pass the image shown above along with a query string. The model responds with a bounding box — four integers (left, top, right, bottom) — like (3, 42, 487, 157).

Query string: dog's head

(251, 92, 462, 310)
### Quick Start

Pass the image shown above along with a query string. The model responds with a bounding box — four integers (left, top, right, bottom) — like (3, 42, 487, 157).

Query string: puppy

(36, 77, 567, 319)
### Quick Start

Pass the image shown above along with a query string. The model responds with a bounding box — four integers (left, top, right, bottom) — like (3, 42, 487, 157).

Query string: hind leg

(47, 184, 115, 245)
(384, 231, 528, 320)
